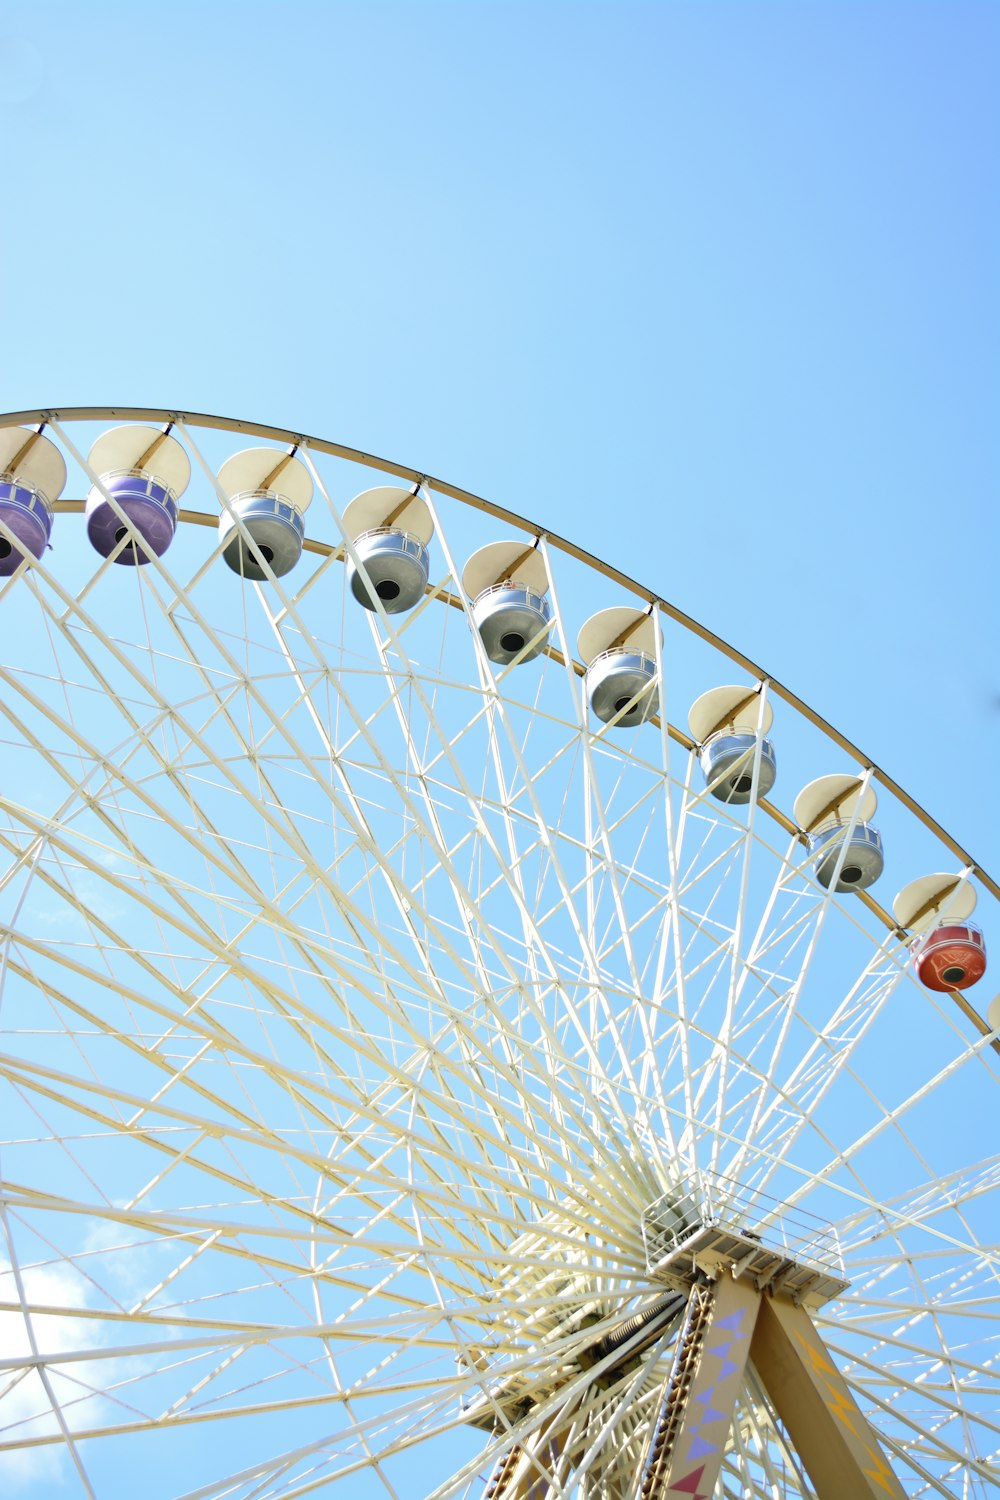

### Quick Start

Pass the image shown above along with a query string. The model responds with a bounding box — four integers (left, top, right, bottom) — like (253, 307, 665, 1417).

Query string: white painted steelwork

(0, 407, 996, 1500)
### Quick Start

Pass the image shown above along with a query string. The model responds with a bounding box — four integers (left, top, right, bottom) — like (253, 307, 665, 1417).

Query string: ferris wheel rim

(0, 406, 996, 1498)
(1, 403, 995, 915)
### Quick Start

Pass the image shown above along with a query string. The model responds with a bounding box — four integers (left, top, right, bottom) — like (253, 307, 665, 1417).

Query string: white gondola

(794, 775, 883, 892)
(578, 607, 659, 725)
(688, 685, 776, 804)
(463, 540, 550, 664)
(218, 447, 313, 580)
(345, 485, 433, 613)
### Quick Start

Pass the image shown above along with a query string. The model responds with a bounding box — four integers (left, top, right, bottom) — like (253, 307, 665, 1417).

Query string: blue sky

(0, 8, 998, 1495)
(1, 0, 996, 855)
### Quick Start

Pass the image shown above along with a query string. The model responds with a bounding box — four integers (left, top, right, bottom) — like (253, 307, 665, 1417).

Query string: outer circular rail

(2, 403, 996, 1050)
(0, 405, 997, 1495)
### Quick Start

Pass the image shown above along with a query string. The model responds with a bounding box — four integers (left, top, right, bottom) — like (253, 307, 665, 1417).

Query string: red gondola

(915, 923, 987, 992)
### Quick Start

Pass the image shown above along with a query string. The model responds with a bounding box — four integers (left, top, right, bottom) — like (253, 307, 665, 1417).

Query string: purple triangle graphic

(686, 1435, 717, 1460)
(717, 1357, 738, 1378)
(696, 1403, 726, 1424)
(714, 1310, 744, 1330)
(696, 1388, 721, 1406)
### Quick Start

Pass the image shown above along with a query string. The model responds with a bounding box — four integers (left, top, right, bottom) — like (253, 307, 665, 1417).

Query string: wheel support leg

(638, 1273, 762, 1499)
(482, 1284, 904, 1500)
(749, 1294, 905, 1499)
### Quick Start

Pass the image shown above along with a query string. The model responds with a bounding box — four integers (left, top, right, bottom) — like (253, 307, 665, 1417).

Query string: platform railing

(641, 1171, 846, 1283)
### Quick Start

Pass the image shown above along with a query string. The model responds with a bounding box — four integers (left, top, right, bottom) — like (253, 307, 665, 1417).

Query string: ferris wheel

(0, 406, 996, 1500)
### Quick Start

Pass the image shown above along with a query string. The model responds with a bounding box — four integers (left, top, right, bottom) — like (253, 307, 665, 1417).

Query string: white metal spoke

(0, 406, 995, 1498)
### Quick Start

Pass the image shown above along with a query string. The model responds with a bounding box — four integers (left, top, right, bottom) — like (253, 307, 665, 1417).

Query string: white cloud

(0, 1256, 102, 1492)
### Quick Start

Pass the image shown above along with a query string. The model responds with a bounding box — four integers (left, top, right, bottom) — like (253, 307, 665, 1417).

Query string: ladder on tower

(636, 1281, 717, 1500)
(484, 1443, 522, 1499)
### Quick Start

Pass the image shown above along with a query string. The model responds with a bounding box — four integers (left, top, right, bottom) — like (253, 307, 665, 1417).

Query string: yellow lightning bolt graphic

(824, 1379, 862, 1439)
(791, 1325, 834, 1377)
(862, 1444, 897, 1495)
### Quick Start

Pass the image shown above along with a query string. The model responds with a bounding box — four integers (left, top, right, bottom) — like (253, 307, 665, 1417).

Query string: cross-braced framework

(0, 408, 997, 1500)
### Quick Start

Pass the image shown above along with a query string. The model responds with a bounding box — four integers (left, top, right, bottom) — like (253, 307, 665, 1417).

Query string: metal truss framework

(484, 1277, 908, 1500)
(0, 408, 995, 1500)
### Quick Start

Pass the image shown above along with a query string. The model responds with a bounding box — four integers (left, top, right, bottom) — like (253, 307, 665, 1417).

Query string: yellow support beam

(750, 1294, 905, 1499)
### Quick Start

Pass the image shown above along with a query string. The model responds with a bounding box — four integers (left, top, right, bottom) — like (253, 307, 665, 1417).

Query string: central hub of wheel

(461, 1170, 850, 1433)
(460, 1196, 685, 1432)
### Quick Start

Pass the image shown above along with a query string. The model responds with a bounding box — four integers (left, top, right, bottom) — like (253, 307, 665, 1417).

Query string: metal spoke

(0, 406, 995, 1498)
